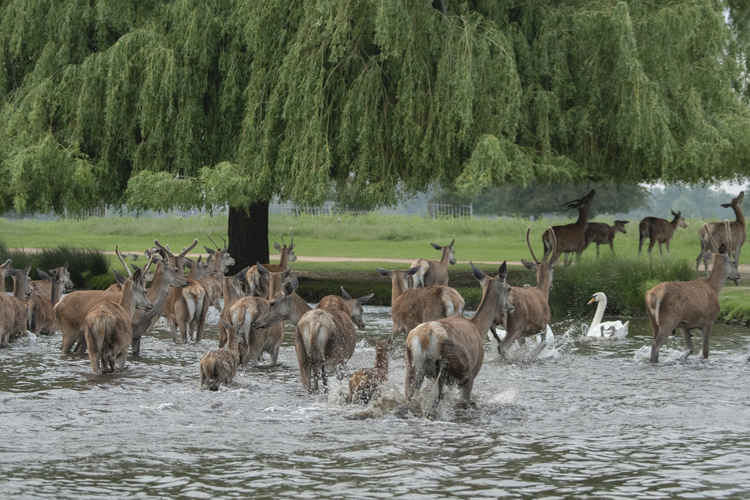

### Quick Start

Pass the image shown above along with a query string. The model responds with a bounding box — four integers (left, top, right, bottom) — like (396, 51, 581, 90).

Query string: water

(2, 306, 750, 498)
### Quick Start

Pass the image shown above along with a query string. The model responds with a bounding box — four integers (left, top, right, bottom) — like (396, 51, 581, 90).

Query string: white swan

(586, 292, 628, 339)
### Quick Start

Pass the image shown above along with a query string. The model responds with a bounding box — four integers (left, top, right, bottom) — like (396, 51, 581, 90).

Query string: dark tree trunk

(228, 201, 269, 273)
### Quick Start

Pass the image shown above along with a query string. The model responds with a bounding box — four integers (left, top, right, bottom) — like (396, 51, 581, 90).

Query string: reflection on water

(1, 305, 750, 498)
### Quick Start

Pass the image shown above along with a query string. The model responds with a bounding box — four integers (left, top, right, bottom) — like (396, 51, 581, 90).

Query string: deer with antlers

(409, 239, 456, 288)
(696, 191, 745, 273)
(82, 255, 153, 374)
(584, 220, 629, 257)
(29, 266, 74, 335)
(638, 210, 687, 256)
(646, 244, 740, 363)
(157, 239, 210, 344)
(0, 264, 33, 347)
(492, 229, 558, 359)
(542, 189, 595, 266)
(200, 273, 246, 390)
(405, 261, 513, 413)
(201, 236, 236, 308)
(376, 267, 464, 335)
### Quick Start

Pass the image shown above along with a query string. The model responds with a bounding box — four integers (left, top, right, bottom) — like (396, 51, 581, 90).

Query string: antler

(115, 245, 133, 278)
(179, 239, 198, 257)
(545, 226, 558, 264)
(207, 234, 221, 250)
(526, 228, 540, 264)
(153, 240, 174, 257)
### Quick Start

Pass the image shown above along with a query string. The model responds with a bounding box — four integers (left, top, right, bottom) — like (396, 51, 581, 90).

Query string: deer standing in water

(584, 220, 629, 257)
(29, 266, 74, 335)
(638, 210, 687, 256)
(0, 265, 33, 347)
(410, 239, 456, 288)
(405, 261, 513, 414)
(492, 229, 558, 359)
(376, 267, 464, 335)
(645, 244, 740, 362)
(81, 250, 153, 374)
(265, 238, 296, 272)
(696, 191, 745, 273)
(347, 336, 393, 404)
(542, 189, 595, 266)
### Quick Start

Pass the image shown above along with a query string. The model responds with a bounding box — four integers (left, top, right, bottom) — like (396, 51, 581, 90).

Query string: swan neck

(590, 298, 607, 330)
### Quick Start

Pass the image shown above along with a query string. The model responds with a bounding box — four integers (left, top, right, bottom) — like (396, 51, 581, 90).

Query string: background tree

(1, 1, 749, 270)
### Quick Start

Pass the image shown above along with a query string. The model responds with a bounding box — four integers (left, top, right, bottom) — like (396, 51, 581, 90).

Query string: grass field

(0, 213, 745, 267)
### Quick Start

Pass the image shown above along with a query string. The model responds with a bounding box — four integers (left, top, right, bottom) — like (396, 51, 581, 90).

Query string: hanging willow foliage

(0, 0, 748, 216)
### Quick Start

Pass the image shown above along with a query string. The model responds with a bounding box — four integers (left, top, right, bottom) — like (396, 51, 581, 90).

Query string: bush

(0, 245, 110, 289)
(550, 256, 697, 319)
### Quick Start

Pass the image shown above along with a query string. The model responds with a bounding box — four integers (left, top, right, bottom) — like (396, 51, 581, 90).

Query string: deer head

(340, 286, 375, 330)
(273, 237, 297, 264)
(254, 274, 302, 328)
(721, 191, 744, 209)
(430, 239, 456, 265)
(614, 220, 629, 234)
(671, 210, 688, 228)
(470, 260, 514, 329)
(521, 228, 558, 292)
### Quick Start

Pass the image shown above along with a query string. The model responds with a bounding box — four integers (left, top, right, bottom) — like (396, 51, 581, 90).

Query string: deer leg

(131, 336, 141, 357)
(648, 239, 655, 256)
(650, 326, 672, 363)
(638, 234, 644, 255)
(682, 328, 694, 359)
(595, 243, 600, 258)
(666, 240, 671, 254)
(321, 364, 328, 393)
(701, 324, 712, 359)
(609, 241, 615, 256)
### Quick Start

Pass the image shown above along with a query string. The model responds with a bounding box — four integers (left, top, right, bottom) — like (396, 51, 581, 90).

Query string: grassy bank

(0, 213, 746, 267)
(719, 287, 750, 325)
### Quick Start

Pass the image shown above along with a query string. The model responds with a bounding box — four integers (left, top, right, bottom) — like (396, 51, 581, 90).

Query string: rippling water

(2, 306, 750, 498)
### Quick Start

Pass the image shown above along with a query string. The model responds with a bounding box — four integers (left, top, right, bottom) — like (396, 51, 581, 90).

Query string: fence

(270, 201, 473, 219)
(427, 202, 473, 219)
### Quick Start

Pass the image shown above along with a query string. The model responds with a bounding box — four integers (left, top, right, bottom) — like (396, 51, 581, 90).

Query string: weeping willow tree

(1, 1, 749, 269)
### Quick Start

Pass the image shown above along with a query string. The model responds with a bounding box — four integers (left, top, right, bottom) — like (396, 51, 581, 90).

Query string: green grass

(719, 287, 750, 324)
(0, 213, 743, 269)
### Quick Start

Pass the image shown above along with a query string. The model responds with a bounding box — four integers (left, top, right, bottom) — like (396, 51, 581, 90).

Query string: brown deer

(216, 271, 249, 356)
(29, 266, 74, 335)
(129, 247, 189, 356)
(492, 229, 557, 359)
(405, 261, 513, 413)
(0, 265, 33, 347)
(82, 264, 153, 374)
(202, 242, 236, 308)
(638, 210, 687, 256)
(645, 244, 740, 363)
(542, 189, 596, 266)
(347, 337, 393, 404)
(265, 238, 297, 272)
(295, 288, 373, 393)
(410, 239, 456, 288)
(696, 191, 745, 273)
(157, 239, 210, 344)
(376, 267, 464, 335)
(584, 220, 629, 257)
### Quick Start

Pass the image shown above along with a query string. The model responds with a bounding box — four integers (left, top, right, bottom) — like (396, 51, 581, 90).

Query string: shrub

(0, 244, 109, 289)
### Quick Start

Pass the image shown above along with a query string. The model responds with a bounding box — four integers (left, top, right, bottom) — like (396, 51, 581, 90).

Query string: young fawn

(347, 337, 393, 404)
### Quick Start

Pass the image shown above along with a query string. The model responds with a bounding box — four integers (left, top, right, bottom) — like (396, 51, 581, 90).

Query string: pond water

(1, 306, 750, 498)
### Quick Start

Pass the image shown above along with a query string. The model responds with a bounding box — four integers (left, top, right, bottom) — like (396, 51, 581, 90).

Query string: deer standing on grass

(542, 189, 595, 266)
(376, 267, 464, 335)
(492, 229, 558, 359)
(158, 239, 210, 344)
(0, 265, 33, 347)
(82, 255, 153, 374)
(638, 210, 687, 256)
(645, 244, 740, 363)
(129, 247, 189, 356)
(405, 262, 513, 413)
(410, 239, 456, 288)
(347, 337, 393, 404)
(584, 220, 629, 257)
(696, 191, 745, 273)
(200, 274, 246, 390)
(29, 266, 74, 335)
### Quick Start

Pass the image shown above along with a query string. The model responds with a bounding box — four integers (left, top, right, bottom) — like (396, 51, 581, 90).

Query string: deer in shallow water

(29, 266, 74, 335)
(584, 220, 629, 257)
(696, 191, 745, 274)
(405, 261, 513, 413)
(376, 267, 464, 335)
(266, 238, 296, 272)
(638, 210, 687, 256)
(0, 265, 33, 347)
(348, 336, 393, 404)
(410, 239, 456, 288)
(542, 189, 595, 266)
(645, 244, 740, 363)
(492, 229, 558, 360)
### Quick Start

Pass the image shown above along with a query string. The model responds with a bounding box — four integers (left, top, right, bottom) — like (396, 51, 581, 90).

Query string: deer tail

(647, 287, 665, 328)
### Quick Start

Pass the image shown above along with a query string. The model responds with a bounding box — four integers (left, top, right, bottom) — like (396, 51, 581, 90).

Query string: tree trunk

(228, 201, 269, 273)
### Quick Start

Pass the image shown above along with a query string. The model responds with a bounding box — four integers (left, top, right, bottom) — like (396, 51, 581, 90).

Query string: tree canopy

(1, 0, 749, 217)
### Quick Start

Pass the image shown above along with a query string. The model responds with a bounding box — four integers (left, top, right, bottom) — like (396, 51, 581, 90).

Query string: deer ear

(357, 292, 375, 304)
(449, 239, 455, 248)
(340, 287, 353, 300)
(521, 259, 536, 270)
(430, 242, 442, 250)
(407, 266, 420, 276)
(721, 203, 731, 208)
(37, 270, 51, 280)
(497, 261, 508, 280)
(204, 246, 215, 254)
(376, 268, 390, 276)
(112, 270, 126, 285)
(273, 242, 282, 251)
(470, 262, 485, 281)
(256, 263, 269, 274)
(289, 237, 295, 250)
(283, 276, 299, 295)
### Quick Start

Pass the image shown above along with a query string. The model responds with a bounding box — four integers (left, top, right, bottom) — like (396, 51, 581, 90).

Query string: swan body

(586, 292, 628, 339)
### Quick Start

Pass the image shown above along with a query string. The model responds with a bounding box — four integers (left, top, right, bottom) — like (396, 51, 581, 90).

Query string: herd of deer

(0, 190, 745, 413)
